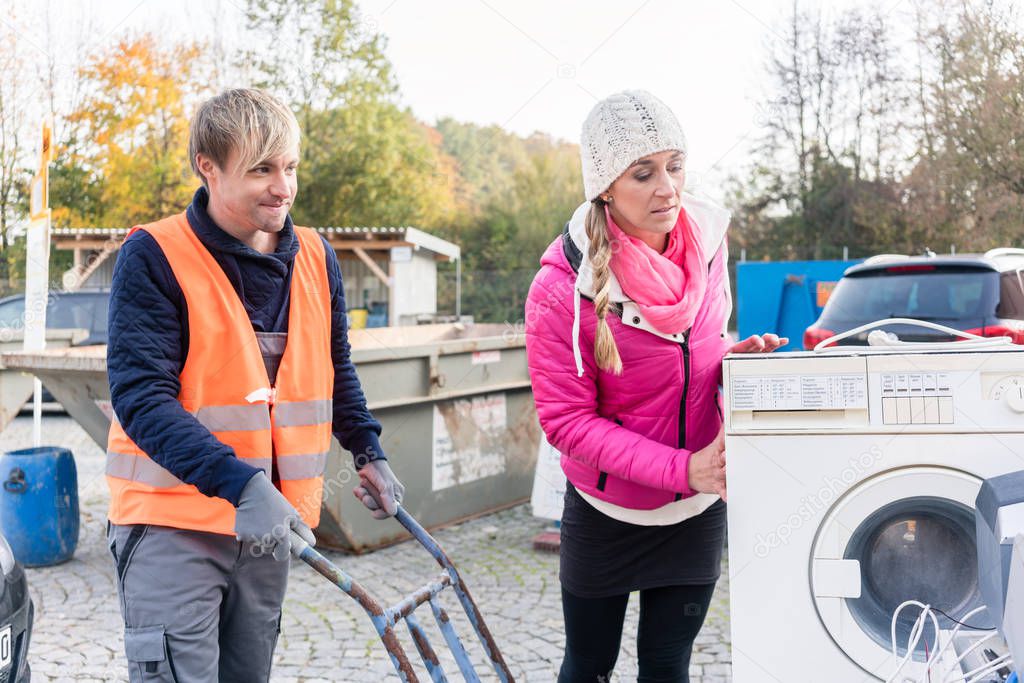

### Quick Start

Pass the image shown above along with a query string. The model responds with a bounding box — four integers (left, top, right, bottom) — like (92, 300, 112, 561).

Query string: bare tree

(935, 3, 1024, 194)
(905, 0, 1024, 251)
(0, 3, 33, 267)
(744, 2, 907, 259)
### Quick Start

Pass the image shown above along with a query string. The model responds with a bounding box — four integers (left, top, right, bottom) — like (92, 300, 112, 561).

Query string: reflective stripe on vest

(106, 213, 334, 535)
(195, 404, 271, 432)
(273, 399, 332, 428)
(106, 451, 273, 488)
(276, 451, 330, 480)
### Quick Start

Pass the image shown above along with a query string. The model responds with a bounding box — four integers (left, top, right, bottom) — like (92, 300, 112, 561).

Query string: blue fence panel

(736, 260, 861, 350)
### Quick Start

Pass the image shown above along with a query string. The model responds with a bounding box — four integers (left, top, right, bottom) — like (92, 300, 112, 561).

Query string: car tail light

(962, 325, 1024, 345)
(804, 326, 836, 350)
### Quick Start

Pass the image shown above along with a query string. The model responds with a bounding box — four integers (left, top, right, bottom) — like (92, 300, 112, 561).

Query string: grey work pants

(108, 523, 289, 683)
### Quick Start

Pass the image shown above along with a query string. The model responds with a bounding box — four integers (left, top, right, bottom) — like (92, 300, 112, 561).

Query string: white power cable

(814, 318, 1016, 352)
(918, 606, 990, 682)
(941, 632, 1001, 682)
(890, 611, 933, 683)
(887, 601, 941, 683)
(882, 601, 1011, 683)
(962, 652, 1013, 683)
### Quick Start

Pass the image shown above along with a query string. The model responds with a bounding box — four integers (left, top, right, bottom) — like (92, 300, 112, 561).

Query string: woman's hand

(730, 333, 788, 354)
(686, 426, 727, 501)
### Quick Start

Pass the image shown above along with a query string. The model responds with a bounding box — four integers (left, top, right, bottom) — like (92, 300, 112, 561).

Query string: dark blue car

(0, 289, 110, 346)
(805, 250, 1024, 348)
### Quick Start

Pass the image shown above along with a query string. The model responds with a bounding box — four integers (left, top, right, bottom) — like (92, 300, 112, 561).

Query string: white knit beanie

(580, 90, 687, 202)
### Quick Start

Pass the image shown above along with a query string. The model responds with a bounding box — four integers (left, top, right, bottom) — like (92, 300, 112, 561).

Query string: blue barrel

(0, 447, 79, 566)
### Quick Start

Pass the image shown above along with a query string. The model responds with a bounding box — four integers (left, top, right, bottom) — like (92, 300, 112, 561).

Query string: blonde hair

(585, 200, 623, 374)
(188, 88, 301, 187)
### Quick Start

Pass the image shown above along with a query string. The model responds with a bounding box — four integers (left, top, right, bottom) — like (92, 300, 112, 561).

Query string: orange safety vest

(106, 213, 333, 535)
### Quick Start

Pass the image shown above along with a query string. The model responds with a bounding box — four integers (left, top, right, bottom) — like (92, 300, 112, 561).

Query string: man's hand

(686, 426, 727, 501)
(353, 460, 405, 520)
(730, 333, 788, 354)
(234, 472, 316, 560)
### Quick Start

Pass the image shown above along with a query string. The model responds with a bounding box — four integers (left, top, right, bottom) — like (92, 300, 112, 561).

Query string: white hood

(567, 192, 731, 377)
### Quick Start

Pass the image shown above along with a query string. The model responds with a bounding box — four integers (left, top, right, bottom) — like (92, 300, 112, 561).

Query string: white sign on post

(23, 213, 50, 353)
(25, 118, 54, 447)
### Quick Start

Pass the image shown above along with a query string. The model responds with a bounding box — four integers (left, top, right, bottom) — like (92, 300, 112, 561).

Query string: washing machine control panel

(876, 371, 954, 425)
(867, 354, 1024, 430)
(724, 349, 1024, 432)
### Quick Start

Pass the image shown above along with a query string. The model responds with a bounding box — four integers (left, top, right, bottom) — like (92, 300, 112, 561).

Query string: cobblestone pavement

(0, 415, 732, 682)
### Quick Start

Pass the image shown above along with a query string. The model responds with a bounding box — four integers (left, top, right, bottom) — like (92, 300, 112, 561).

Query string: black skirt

(559, 482, 727, 599)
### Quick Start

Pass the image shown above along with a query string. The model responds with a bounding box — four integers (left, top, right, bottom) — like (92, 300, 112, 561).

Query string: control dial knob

(992, 376, 1024, 413)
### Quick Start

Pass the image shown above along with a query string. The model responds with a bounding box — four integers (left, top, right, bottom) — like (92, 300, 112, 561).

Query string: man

(105, 88, 405, 682)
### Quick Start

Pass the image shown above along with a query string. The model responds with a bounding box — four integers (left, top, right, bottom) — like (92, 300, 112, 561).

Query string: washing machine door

(810, 466, 991, 679)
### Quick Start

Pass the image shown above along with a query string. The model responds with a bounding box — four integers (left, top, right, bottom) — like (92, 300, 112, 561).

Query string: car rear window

(820, 268, 998, 324)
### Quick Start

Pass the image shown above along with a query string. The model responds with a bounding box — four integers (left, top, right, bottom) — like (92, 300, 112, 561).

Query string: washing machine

(724, 344, 1024, 682)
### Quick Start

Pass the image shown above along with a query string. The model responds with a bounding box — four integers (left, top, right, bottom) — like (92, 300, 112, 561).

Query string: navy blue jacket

(107, 188, 385, 506)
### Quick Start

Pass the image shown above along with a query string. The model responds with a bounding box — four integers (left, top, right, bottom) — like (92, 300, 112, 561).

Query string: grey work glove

(234, 472, 316, 561)
(353, 460, 405, 519)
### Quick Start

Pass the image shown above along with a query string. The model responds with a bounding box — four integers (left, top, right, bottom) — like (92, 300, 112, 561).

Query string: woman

(525, 90, 785, 682)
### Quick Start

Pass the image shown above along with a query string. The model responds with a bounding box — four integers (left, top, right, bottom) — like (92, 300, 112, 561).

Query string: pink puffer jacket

(525, 195, 733, 510)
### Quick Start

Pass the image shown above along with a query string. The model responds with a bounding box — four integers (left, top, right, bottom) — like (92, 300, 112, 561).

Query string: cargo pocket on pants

(125, 625, 178, 682)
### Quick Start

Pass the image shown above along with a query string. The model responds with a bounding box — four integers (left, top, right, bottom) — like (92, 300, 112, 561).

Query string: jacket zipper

(676, 333, 691, 501)
(678, 334, 690, 449)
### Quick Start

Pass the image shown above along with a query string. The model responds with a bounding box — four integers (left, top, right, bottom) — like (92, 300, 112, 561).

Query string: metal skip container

(2, 323, 541, 552)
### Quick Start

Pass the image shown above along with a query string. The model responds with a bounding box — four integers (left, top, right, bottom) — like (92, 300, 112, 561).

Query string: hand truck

(290, 507, 516, 682)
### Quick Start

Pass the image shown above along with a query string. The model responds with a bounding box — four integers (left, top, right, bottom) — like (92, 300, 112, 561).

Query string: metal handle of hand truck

(288, 475, 400, 560)
(290, 528, 312, 558)
(359, 476, 400, 517)
(289, 476, 397, 560)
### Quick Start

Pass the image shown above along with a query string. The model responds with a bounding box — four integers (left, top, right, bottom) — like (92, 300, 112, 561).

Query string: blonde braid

(585, 201, 623, 374)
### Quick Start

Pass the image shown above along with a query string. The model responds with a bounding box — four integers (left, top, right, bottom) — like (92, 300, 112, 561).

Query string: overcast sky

(19, 0, 916, 201)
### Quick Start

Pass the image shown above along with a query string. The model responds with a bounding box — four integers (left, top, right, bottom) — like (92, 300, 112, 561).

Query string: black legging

(557, 583, 717, 683)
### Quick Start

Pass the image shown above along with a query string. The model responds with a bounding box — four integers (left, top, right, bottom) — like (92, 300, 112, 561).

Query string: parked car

(0, 288, 110, 346)
(804, 249, 1024, 348)
(0, 533, 32, 682)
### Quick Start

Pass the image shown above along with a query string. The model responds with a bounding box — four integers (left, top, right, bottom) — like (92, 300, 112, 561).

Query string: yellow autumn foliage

(65, 34, 206, 227)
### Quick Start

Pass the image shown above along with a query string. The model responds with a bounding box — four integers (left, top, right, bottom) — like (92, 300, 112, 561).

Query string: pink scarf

(605, 205, 707, 334)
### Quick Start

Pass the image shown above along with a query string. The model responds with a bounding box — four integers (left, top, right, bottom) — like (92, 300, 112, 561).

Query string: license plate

(0, 625, 11, 671)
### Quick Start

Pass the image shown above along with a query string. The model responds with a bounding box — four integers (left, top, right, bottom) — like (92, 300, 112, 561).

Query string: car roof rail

(862, 254, 910, 266)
